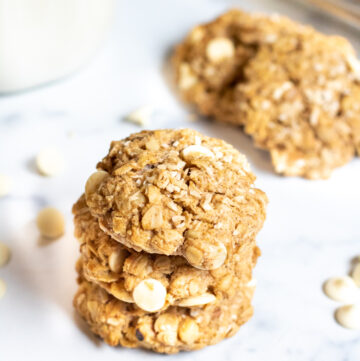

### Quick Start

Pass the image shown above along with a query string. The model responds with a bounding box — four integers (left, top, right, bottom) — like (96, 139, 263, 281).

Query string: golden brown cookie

(84, 129, 267, 270)
(73, 195, 260, 310)
(173, 10, 360, 179)
(74, 275, 255, 354)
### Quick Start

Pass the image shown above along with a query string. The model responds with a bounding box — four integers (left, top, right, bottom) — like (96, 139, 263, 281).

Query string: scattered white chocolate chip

(85, 170, 109, 199)
(0, 174, 11, 197)
(352, 262, 360, 287)
(133, 278, 166, 312)
(125, 106, 153, 126)
(323, 276, 359, 302)
(0, 278, 6, 299)
(36, 207, 65, 239)
(182, 145, 214, 161)
(0, 242, 10, 267)
(36, 147, 65, 176)
(178, 63, 197, 90)
(177, 292, 216, 307)
(206, 37, 235, 63)
(335, 304, 360, 329)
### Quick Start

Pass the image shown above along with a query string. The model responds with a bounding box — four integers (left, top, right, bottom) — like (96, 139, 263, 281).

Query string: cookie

(73, 195, 260, 309)
(173, 10, 360, 179)
(74, 275, 255, 354)
(84, 128, 267, 270)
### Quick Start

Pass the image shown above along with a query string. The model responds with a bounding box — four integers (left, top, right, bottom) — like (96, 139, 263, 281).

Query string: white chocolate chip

(323, 276, 359, 302)
(85, 170, 109, 199)
(36, 207, 65, 239)
(108, 249, 127, 273)
(206, 37, 235, 63)
(335, 304, 360, 329)
(36, 147, 65, 176)
(189, 26, 205, 43)
(182, 145, 214, 161)
(178, 63, 197, 90)
(177, 292, 216, 307)
(125, 106, 153, 126)
(273, 82, 293, 100)
(133, 278, 166, 312)
(352, 262, 360, 287)
(0, 278, 6, 299)
(0, 174, 11, 197)
(0, 242, 10, 267)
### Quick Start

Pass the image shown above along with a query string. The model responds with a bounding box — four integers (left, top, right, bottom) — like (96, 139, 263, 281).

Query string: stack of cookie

(73, 129, 267, 354)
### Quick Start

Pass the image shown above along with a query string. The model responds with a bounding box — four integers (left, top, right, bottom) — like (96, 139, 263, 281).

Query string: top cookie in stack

(73, 128, 267, 353)
(173, 10, 360, 179)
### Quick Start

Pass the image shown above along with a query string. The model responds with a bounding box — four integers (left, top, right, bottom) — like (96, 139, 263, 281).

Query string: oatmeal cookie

(74, 275, 255, 354)
(73, 195, 260, 309)
(84, 129, 267, 270)
(173, 10, 360, 179)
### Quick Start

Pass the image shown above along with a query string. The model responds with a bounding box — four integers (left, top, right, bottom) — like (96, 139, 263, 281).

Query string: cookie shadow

(73, 310, 102, 347)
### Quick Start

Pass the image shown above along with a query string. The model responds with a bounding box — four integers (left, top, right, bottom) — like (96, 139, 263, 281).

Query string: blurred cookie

(173, 10, 360, 179)
(84, 129, 267, 270)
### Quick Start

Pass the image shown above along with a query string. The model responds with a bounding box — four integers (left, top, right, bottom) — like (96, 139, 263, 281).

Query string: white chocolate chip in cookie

(0, 242, 10, 267)
(177, 292, 216, 307)
(141, 205, 163, 230)
(206, 37, 235, 63)
(108, 249, 127, 273)
(351, 262, 360, 287)
(0, 174, 11, 197)
(178, 318, 199, 343)
(182, 145, 214, 161)
(133, 278, 166, 312)
(178, 63, 198, 90)
(85, 170, 109, 199)
(36, 147, 65, 176)
(189, 26, 205, 43)
(36, 207, 65, 239)
(184, 241, 227, 270)
(335, 304, 360, 329)
(0, 278, 6, 299)
(323, 276, 359, 302)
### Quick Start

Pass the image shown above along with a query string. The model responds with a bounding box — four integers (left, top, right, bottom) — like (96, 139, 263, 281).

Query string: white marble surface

(1, 0, 360, 360)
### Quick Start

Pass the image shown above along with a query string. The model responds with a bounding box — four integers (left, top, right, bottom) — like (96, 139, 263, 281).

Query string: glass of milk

(0, 0, 115, 93)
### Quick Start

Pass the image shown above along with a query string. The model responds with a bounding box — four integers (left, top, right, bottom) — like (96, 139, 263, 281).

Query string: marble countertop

(1, 1, 360, 360)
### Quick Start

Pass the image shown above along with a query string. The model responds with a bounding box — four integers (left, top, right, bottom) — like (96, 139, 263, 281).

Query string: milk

(0, 0, 115, 93)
